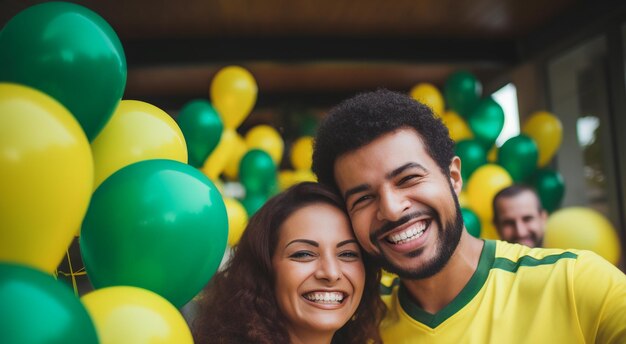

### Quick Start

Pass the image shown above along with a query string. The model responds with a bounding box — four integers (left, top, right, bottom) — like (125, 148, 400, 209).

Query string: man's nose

(515, 220, 530, 237)
(377, 187, 410, 222)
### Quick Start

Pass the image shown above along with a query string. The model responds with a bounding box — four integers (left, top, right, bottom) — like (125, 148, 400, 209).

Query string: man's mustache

(370, 209, 435, 242)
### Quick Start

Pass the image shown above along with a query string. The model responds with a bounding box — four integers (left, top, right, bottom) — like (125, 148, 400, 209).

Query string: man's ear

(449, 156, 463, 194)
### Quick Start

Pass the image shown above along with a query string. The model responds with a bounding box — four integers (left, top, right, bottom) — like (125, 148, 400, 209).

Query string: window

(547, 36, 618, 219)
(492, 83, 520, 147)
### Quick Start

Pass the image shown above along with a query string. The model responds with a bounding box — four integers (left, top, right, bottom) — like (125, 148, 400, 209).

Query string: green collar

(398, 240, 496, 329)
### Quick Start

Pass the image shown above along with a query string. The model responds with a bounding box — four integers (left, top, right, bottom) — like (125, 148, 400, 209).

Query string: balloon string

(66, 249, 79, 297)
(56, 269, 86, 276)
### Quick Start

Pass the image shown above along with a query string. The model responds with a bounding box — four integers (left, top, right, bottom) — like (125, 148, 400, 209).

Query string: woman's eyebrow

(285, 239, 318, 248)
(336, 239, 358, 248)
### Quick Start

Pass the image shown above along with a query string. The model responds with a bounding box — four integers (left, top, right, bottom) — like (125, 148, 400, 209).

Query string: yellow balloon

(409, 83, 444, 117)
(202, 128, 238, 180)
(210, 66, 257, 129)
(487, 145, 498, 163)
(245, 125, 284, 165)
(291, 136, 314, 170)
(293, 169, 317, 183)
(441, 111, 473, 142)
(0, 83, 93, 273)
(222, 132, 248, 180)
(278, 169, 318, 192)
(466, 164, 513, 222)
(224, 198, 248, 246)
(522, 111, 563, 167)
(91, 100, 187, 190)
(544, 207, 622, 265)
(479, 217, 500, 240)
(458, 189, 469, 208)
(82, 286, 193, 344)
(278, 170, 296, 191)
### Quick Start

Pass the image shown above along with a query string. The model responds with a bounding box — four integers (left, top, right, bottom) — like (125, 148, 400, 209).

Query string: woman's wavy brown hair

(193, 182, 385, 344)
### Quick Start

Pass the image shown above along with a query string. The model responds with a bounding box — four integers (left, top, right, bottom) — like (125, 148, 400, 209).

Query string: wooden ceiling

(0, 0, 575, 39)
(0, 0, 619, 110)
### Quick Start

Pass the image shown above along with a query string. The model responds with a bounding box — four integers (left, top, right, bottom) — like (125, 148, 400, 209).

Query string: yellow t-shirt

(380, 240, 626, 343)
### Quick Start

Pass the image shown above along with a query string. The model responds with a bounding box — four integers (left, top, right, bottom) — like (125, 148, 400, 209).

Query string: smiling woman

(192, 182, 385, 344)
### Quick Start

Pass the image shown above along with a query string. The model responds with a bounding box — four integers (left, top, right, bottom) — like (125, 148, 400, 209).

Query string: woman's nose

(314, 256, 342, 282)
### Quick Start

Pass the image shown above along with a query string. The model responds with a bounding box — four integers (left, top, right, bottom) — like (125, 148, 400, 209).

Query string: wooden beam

(123, 36, 517, 66)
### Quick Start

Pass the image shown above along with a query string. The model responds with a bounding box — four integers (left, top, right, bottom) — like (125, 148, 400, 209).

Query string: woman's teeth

(303, 292, 345, 304)
(387, 222, 427, 244)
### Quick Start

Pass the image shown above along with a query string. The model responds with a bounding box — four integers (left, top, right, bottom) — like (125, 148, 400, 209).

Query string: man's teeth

(303, 292, 344, 304)
(387, 222, 427, 244)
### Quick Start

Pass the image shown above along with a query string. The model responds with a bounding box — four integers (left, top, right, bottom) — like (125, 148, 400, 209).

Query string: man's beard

(520, 232, 543, 248)
(367, 185, 464, 280)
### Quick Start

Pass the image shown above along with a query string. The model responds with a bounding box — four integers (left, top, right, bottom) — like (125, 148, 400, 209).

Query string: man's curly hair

(312, 89, 456, 191)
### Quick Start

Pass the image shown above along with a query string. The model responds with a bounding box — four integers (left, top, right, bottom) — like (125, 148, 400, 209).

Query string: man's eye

(398, 175, 418, 185)
(351, 195, 373, 209)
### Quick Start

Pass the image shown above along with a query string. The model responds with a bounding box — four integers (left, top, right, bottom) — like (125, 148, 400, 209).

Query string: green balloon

(0, 263, 98, 344)
(240, 149, 277, 195)
(242, 193, 269, 217)
(467, 97, 505, 149)
(298, 112, 319, 137)
(533, 169, 565, 213)
(455, 139, 487, 182)
(81, 159, 228, 308)
(177, 99, 224, 167)
(444, 71, 482, 118)
(498, 135, 539, 182)
(461, 208, 481, 238)
(0, 2, 126, 141)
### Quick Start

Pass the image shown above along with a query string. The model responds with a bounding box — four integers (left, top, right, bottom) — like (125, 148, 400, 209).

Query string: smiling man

(312, 89, 626, 343)
(492, 185, 547, 248)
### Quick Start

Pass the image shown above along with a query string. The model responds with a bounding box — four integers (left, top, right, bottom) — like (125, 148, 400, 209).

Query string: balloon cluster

(278, 136, 318, 191)
(410, 71, 566, 240)
(414, 72, 622, 265)
(0, 3, 227, 343)
(182, 67, 320, 247)
(178, 66, 276, 245)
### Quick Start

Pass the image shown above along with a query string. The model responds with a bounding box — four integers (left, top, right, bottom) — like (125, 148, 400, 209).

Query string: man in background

(492, 185, 547, 248)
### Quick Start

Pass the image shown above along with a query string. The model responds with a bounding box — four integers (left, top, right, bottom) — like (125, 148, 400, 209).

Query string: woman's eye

(289, 251, 316, 259)
(339, 250, 360, 260)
